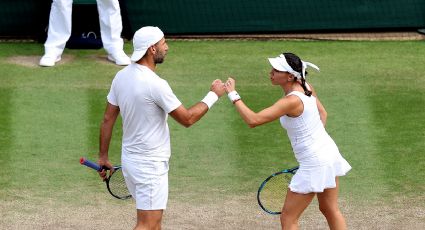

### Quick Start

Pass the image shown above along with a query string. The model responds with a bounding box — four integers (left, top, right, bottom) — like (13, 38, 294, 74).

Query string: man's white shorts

(122, 158, 169, 210)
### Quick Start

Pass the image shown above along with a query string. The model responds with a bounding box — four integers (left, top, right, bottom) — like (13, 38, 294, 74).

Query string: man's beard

(154, 52, 165, 64)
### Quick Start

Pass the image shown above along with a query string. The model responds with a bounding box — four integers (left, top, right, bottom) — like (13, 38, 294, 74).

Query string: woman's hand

(224, 77, 236, 93)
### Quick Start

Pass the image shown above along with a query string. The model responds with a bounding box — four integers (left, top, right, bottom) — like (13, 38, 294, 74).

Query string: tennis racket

(80, 157, 131, 200)
(257, 166, 299, 215)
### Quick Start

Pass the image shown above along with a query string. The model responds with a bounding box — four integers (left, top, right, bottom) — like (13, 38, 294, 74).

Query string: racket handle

(80, 157, 102, 171)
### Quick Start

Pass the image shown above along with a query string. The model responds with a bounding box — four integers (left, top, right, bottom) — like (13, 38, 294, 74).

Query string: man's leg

(134, 209, 163, 230)
(127, 160, 169, 230)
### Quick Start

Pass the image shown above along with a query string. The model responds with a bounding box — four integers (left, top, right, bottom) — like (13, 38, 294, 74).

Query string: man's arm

(169, 103, 209, 128)
(169, 79, 225, 128)
(98, 102, 120, 179)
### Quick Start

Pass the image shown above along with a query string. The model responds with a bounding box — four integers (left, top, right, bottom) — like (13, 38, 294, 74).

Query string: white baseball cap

(130, 26, 164, 62)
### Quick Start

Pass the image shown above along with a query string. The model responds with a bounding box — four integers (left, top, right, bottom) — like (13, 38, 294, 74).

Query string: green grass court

(0, 40, 424, 229)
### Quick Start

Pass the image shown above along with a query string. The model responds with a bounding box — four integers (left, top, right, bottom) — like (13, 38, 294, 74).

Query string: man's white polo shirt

(107, 64, 182, 161)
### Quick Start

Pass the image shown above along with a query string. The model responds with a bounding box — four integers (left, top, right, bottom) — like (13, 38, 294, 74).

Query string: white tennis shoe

(39, 54, 61, 67)
(107, 50, 131, 66)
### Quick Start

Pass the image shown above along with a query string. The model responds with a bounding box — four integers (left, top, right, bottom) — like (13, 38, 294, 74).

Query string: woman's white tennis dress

(280, 91, 351, 194)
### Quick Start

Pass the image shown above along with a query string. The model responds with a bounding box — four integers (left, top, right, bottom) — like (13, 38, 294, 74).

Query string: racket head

(257, 166, 299, 215)
(105, 166, 132, 200)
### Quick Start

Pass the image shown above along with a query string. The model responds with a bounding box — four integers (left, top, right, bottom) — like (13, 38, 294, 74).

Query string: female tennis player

(224, 52, 351, 230)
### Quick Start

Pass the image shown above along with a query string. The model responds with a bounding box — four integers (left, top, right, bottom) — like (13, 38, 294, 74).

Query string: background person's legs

(40, 0, 73, 67)
(96, 0, 130, 65)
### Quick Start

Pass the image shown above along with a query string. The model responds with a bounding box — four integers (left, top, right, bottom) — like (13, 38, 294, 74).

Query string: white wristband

(227, 91, 241, 103)
(201, 91, 219, 109)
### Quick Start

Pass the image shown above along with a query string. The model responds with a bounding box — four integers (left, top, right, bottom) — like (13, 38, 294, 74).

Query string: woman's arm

(233, 97, 300, 128)
(225, 78, 302, 128)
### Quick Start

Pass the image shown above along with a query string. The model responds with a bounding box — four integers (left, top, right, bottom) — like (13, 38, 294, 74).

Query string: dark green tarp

(124, 0, 425, 35)
(1, 0, 424, 39)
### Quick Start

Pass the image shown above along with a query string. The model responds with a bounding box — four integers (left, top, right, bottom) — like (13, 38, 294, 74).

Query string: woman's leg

(281, 189, 315, 230)
(316, 177, 347, 230)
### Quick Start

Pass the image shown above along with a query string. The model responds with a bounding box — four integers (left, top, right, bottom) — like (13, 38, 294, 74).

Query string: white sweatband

(201, 91, 219, 109)
(227, 91, 241, 103)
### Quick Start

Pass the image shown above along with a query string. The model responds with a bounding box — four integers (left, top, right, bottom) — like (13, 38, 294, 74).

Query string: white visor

(268, 54, 320, 79)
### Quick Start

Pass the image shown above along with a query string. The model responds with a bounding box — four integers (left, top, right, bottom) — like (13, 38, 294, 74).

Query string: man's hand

(98, 156, 115, 181)
(210, 79, 225, 97)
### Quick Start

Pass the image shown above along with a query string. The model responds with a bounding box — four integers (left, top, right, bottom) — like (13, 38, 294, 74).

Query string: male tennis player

(97, 26, 225, 229)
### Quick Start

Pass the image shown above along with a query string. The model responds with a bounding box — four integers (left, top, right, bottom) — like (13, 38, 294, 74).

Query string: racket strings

(259, 173, 292, 214)
(107, 169, 131, 199)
